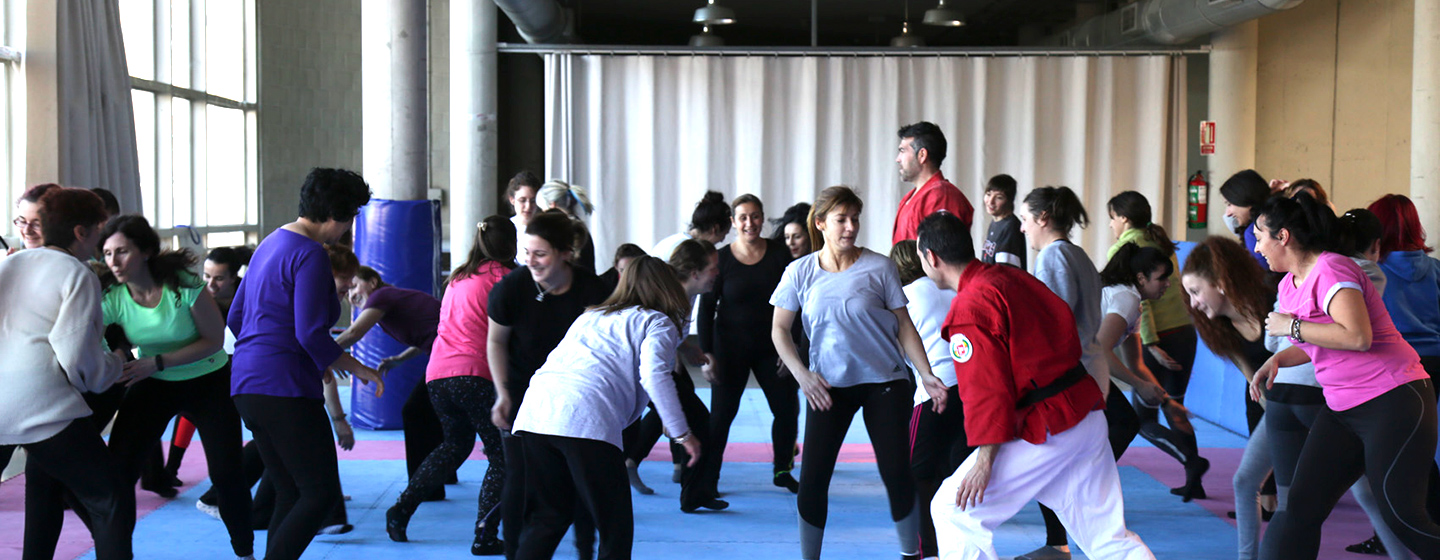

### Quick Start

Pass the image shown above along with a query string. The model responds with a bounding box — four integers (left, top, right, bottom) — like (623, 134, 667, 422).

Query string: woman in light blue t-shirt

(770, 186, 948, 560)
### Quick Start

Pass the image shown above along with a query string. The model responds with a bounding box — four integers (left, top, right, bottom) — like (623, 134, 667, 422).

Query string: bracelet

(1290, 318, 1305, 344)
(670, 431, 691, 445)
(154, 354, 166, 371)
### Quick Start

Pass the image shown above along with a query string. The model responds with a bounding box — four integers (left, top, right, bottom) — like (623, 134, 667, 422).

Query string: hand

(700, 353, 718, 384)
(119, 357, 160, 387)
(679, 436, 702, 467)
(377, 357, 399, 376)
(1266, 312, 1294, 337)
(327, 367, 351, 382)
(796, 369, 832, 411)
(492, 396, 514, 432)
(332, 418, 355, 450)
(1269, 178, 1291, 193)
(351, 364, 385, 397)
(1250, 357, 1279, 402)
(1146, 345, 1182, 371)
(922, 375, 948, 414)
(1134, 382, 1169, 408)
(1161, 397, 1191, 417)
(955, 454, 994, 510)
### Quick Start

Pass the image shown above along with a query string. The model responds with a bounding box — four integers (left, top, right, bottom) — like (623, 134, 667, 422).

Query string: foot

(238, 556, 256, 560)
(196, 499, 222, 521)
(627, 461, 654, 495)
(1015, 544, 1072, 560)
(1169, 456, 1209, 502)
(142, 481, 179, 499)
(317, 523, 353, 535)
(1345, 534, 1387, 556)
(385, 505, 410, 542)
(681, 497, 730, 513)
(423, 487, 446, 502)
(471, 536, 504, 556)
(773, 471, 799, 494)
(672, 464, 683, 484)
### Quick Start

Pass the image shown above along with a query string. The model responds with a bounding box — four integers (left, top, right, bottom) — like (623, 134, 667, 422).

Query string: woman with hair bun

(537, 181, 597, 273)
(652, 191, 732, 260)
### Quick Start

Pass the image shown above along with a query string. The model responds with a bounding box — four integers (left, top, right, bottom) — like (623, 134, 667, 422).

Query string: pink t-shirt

(426, 261, 511, 383)
(1277, 251, 1426, 410)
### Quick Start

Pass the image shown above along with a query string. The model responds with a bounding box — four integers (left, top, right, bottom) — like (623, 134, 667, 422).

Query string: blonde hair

(807, 186, 864, 252)
(592, 255, 691, 328)
(538, 180, 595, 218)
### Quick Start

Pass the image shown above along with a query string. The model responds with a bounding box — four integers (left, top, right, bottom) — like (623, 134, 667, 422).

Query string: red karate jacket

(892, 172, 975, 245)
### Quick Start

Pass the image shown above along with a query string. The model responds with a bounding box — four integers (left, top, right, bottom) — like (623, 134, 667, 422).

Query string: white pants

(931, 411, 1154, 560)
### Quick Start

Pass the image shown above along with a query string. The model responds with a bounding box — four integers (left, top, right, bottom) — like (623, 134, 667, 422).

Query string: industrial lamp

(922, 0, 965, 27)
(693, 0, 736, 25)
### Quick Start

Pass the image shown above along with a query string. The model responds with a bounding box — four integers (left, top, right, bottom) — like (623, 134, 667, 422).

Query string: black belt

(1015, 363, 1090, 410)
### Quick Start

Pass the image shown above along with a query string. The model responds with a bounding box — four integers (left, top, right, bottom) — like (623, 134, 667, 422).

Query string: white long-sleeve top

(513, 306, 689, 450)
(0, 248, 123, 444)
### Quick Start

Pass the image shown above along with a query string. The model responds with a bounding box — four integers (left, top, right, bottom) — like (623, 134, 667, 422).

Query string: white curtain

(56, 0, 142, 213)
(545, 54, 1187, 266)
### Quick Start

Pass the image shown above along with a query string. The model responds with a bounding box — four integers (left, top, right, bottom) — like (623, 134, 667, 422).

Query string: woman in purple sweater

(228, 168, 383, 560)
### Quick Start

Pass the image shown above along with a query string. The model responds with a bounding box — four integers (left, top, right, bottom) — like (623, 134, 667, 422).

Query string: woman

(507, 171, 541, 234)
(1219, 169, 1274, 272)
(697, 194, 800, 494)
(652, 190, 731, 259)
(0, 183, 61, 494)
(1105, 191, 1208, 500)
(228, 168, 383, 560)
(1369, 194, 1440, 381)
(99, 215, 253, 559)
(512, 256, 702, 560)
(385, 216, 515, 555)
(536, 181, 597, 273)
(488, 211, 614, 559)
(1251, 193, 1440, 559)
(770, 186, 948, 560)
(0, 187, 132, 560)
(773, 202, 814, 259)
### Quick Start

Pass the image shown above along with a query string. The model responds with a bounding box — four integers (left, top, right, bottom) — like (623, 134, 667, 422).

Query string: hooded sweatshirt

(1379, 250, 1440, 357)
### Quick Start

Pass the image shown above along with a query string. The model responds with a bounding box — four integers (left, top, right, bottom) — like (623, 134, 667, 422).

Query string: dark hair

(732, 194, 763, 212)
(690, 191, 732, 235)
(770, 202, 812, 243)
(1182, 237, 1275, 363)
(1218, 169, 1270, 210)
(205, 246, 253, 276)
(1283, 178, 1330, 208)
(1107, 191, 1176, 255)
(326, 244, 360, 277)
(1368, 194, 1432, 259)
(668, 238, 717, 280)
(525, 210, 577, 253)
(808, 186, 864, 252)
(1255, 192, 1339, 254)
(19, 183, 60, 205)
(37, 187, 107, 249)
(452, 215, 518, 283)
(985, 174, 1017, 202)
(612, 243, 647, 266)
(916, 211, 975, 265)
(507, 170, 541, 199)
(100, 215, 201, 291)
(298, 168, 371, 223)
(889, 240, 923, 285)
(354, 266, 389, 288)
(89, 188, 121, 217)
(1022, 186, 1089, 237)
(898, 121, 947, 167)
(1100, 243, 1173, 287)
(1337, 208, 1383, 258)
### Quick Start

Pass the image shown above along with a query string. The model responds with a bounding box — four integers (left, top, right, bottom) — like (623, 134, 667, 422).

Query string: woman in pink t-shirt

(1250, 193, 1438, 559)
(384, 216, 516, 555)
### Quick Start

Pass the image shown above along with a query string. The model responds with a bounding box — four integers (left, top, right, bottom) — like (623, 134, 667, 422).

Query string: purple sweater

(229, 229, 343, 400)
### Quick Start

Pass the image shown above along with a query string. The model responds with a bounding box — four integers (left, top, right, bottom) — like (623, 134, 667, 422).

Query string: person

(98, 215, 253, 559)
(697, 194, 800, 495)
(385, 216, 516, 555)
(1219, 169, 1273, 272)
(90, 187, 122, 217)
(512, 256, 703, 560)
(228, 168, 384, 560)
(770, 186, 948, 560)
(978, 174, 1025, 269)
(773, 202, 814, 259)
(600, 243, 647, 287)
(1104, 191, 1208, 501)
(1251, 193, 1440, 559)
(892, 122, 975, 243)
(507, 171, 541, 234)
(0, 187, 133, 560)
(652, 190, 732, 259)
(917, 211, 1153, 560)
(890, 239, 967, 560)
(488, 211, 614, 560)
(0, 183, 62, 474)
(1337, 208, 1387, 291)
(537, 181, 597, 273)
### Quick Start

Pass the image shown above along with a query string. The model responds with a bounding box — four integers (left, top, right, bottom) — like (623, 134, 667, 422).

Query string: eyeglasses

(12, 217, 40, 231)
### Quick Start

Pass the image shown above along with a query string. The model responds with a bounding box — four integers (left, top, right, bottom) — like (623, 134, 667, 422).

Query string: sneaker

(318, 523, 353, 535)
(471, 537, 504, 556)
(385, 505, 409, 542)
(196, 499, 222, 521)
(1015, 545, 1071, 560)
(1345, 534, 1387, 556)
(680, 498, 730, 513)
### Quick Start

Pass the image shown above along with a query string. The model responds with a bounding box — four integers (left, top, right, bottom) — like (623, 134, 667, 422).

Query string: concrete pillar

(363, 0, 428, 200)
(1206, 20, 1259, 238)
(1414, 0, 1440, 238)
(449, 0, 499, 260)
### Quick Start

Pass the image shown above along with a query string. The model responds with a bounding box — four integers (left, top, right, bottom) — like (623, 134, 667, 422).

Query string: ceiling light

(693, 0, 736, 25)
(690, 25, 725, 46)
(922, 0, 965, 27)
(891, 22, 926, 47)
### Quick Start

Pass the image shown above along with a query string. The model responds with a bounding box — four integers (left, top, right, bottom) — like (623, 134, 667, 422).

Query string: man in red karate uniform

(892, 122, 975, 244)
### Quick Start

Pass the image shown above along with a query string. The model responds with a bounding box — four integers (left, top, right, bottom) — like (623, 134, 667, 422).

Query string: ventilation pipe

(493, 0, 574, 44)
(1050, 0, 1303, 47)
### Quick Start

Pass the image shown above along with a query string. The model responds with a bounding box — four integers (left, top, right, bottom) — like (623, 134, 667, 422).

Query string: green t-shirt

(103, 273, 228, 381)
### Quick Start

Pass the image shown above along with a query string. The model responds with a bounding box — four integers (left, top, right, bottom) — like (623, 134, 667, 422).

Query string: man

(978, 174, 1025, 270)
(915, 212, 1152, 560)
(892, 122, 974, 244)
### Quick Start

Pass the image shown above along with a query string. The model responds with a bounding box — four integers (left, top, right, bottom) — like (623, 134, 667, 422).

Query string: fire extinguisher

(1187, 171, 1208, 229)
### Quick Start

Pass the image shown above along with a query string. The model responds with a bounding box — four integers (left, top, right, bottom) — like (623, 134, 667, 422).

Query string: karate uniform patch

(951, 333, 973, 363)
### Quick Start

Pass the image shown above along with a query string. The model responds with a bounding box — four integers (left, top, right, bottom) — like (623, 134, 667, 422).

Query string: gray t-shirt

(1034, 239, 1108, 392)
(770, 249, 909, 388)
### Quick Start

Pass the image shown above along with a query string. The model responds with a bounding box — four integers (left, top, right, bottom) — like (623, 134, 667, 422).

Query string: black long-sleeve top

(697, 238, 792, 355)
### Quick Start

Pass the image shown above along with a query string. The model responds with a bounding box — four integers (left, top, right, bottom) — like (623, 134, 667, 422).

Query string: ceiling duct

(494, 0, 574, 44)
(1049, 0, 1303, 47)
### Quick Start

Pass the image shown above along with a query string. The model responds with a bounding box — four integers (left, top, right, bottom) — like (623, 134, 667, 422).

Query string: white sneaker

(196, 499, 222, 521)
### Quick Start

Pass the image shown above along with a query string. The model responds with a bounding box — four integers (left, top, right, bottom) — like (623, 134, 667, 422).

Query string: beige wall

(1256, 0, 1413, 212)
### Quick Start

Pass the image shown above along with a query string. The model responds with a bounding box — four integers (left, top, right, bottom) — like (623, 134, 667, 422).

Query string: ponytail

(1100, 243, 1173, 287)
(1255, 192, 1339, 253)
(1023, 186, 1089, 238)
(1107, 191, 1176, 255)
(450, 215, 518, 284)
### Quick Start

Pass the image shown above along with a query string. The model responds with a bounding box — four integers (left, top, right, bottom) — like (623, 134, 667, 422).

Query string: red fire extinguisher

(1187, 171, 1208, 229)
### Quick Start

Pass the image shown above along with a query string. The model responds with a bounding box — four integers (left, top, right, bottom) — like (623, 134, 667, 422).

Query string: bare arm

(1097, 314, 1166, 404)
(773, 307, 831, 410)
(379, 346, 423, 374)
(894, 306, 947, 412)
(334, 308, 385, 350)
(120, 289, 228, 386)
(1266, 289, 1373, 352)
(487, 321, 514, 430)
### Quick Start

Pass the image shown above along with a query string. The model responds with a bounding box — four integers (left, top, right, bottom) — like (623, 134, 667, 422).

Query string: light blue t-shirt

(1034, 239, 1108, 392)
(770, 249, 909, 388)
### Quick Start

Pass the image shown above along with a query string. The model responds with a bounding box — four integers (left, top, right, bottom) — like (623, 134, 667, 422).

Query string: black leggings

(1134, 326, 1201, 467)
(503, 433, 596, 560)
(1041, 383, 1140, 547)
(1261, 379, 1440, 560)
(709, 345, 799, 476)
(403, 381, 451, 484)
(516, 433, 632, 560)
(233, 393, 343, 560)
(107, 367, 252, 557)
(199, 440, 347, 530)
(22, 418, 135, 560)
(394, 376, 506, 539)
(23, 386, 125, 560)
(798, 379, 918, 560)
(620, 369, 722, 508)
(910, 384, 972, 559)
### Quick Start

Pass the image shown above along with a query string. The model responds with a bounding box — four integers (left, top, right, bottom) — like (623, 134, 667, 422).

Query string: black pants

(620, 369, 722, 508)
(515, 433, 633, 560)
(503, 432, 596, 560)
(1041, 383, 1140, 547)
(200, 440, 348, 530)
(107, 367, 252, 557)
(709, 344, 799, 476)
(233, 393, 343, 560)
(910, 384, 971, 559)
(21, 419, 135, 560)
(394, 376, 505, 540)
(1134, 326, 1201, 467)
(1261, 380, 1440, 560)
(403, 381, 452, 485)
(25, 386, 126, 560)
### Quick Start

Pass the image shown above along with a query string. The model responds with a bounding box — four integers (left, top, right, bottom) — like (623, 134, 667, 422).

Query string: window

(1, 0, 21, 243)
(121, 0, 259, 248)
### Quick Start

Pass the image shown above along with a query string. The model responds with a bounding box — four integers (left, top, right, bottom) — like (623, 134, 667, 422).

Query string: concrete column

(362, 0, 428, 200)
(1414, 0, 1440, 238)
(449, 0, 499, 260)
(1206, 20, 1259, 238)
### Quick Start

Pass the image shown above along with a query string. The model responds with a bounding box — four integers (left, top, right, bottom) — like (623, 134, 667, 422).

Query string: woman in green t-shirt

(100, 215, 254, 560)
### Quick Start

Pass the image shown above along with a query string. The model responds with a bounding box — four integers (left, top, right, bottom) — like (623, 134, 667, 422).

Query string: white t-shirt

(1101, 284, 1144, 347)
(903, 277, 958, 405)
